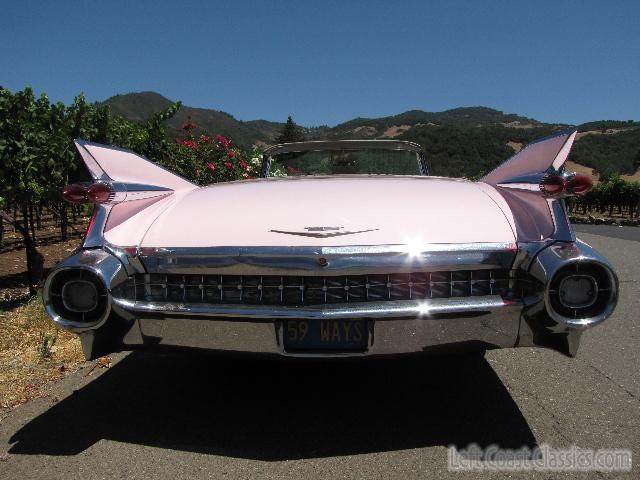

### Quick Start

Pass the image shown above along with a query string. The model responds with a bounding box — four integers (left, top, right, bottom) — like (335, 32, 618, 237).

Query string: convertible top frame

(262, 140, 428, 177)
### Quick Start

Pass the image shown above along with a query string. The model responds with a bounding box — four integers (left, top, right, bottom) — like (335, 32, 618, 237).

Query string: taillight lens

(87, 183, 114, 203)
(566, 174, 593, 196)
(62, 184, 88, 203)
(62, 183, 114, 204)
(539, 174, 566, 198)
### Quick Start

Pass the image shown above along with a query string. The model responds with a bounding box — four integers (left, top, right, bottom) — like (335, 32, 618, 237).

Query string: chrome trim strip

(496, 182, 540, 191)
(113, 295, 519, 320)
(111, 182, 174, 193)
(141, 242, 517, 256)
(550, 198, 576, 242)
(82, 204, 111, 248)
(71, 182, 173, 205)
(103, 183, 174, 204)
(263, 140, 423, 156)
(138, 242, 518, 275)
(496, 173, 547, 185)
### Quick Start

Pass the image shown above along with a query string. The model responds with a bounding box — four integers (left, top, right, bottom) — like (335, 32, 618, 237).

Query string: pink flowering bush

(162, 118, 262, 185)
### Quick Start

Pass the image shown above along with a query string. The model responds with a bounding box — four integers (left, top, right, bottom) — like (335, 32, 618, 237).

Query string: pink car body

(43, 132, 618, 359)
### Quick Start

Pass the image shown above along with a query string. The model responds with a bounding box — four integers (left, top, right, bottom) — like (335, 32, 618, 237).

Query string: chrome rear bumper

(109, 296, 522, 357)
(42, 240, 618, 360)
(113, 295, 514, 320)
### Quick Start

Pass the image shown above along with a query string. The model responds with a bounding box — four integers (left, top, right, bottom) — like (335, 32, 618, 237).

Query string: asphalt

(575, 224, 640, 242)
(1, 229, 638, 479)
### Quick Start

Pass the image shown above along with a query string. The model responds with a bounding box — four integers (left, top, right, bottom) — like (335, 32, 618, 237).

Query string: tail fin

(479, 129, 579, 243)
(74, 140, 195, 191)
(71, 140, 196, 248)
(481, 129, 577, 185)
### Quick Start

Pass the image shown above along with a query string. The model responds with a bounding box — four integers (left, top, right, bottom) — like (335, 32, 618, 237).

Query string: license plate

(283, 319, 368, 352)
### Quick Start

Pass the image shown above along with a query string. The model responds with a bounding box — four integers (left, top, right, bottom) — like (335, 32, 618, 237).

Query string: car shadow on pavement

(9, 351, 537, 460)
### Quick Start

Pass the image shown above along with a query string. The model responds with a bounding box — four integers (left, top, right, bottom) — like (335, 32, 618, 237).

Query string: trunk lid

(139, 176, 515, 247)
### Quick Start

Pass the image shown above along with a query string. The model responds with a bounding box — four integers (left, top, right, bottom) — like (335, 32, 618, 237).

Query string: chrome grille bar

(117, 269, 519, 307)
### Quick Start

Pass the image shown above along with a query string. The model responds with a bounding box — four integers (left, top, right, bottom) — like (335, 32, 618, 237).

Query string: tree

(0, 87, 47, 293)
(143, 101, 182, 162)
(275, 116, 305, 144)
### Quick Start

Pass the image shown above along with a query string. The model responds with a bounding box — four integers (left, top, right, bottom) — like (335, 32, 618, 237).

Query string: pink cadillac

(43, 131, 618, 359)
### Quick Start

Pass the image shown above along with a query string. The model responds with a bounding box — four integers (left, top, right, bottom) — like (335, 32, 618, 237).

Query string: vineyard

(0, 205, 88, 253)
(567, 177, 640, 220)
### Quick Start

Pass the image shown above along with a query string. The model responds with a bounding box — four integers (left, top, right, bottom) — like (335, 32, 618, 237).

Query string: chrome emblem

(305, 226, 342, 232)
(270, 228, 379, 238)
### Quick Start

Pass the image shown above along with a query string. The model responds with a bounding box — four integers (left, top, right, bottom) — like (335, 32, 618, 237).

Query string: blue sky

(1, 0, 638, 126)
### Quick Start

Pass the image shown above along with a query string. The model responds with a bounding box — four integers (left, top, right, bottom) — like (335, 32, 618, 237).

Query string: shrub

(161, 119, 262, 185)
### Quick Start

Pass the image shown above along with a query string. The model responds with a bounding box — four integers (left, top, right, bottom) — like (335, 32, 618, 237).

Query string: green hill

(103, 92, 284, 147)
(102, 91, 173, 122)
(328, 106, 547, 138)
(571, 128, 640, 176)
(101, 91, 640, 177)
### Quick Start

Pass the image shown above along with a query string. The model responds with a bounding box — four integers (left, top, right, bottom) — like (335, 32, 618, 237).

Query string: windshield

(268, 149, 422, 176)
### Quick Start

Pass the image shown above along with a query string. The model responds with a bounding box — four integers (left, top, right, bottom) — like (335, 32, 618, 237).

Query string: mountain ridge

(102, 91, 558, 145)
(101, 91, 640, 177)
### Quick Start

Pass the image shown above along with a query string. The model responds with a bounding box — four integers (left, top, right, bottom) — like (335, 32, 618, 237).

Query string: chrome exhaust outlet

(517, 240, 618, 357)
(529, 240, 618, 329)
(43, 249, 129, 332)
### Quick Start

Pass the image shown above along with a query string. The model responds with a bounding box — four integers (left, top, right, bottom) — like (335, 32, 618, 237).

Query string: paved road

(575, 224, 640, 242)
(1, 231, 638, 479)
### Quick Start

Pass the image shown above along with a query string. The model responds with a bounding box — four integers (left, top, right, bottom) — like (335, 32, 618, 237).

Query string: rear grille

(113, 270, 529, 306)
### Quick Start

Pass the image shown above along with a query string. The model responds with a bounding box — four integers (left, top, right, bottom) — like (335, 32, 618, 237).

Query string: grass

(0, 294, 85, 415)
